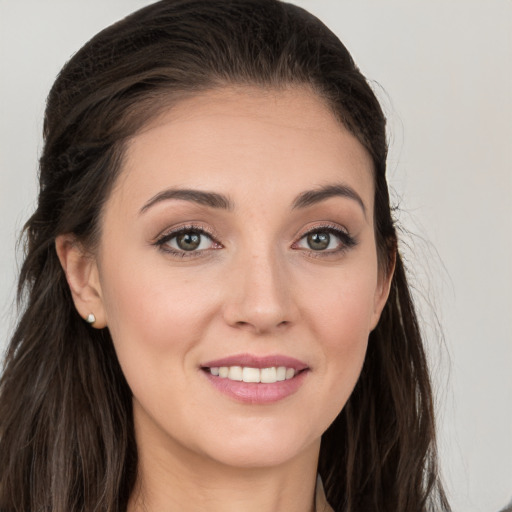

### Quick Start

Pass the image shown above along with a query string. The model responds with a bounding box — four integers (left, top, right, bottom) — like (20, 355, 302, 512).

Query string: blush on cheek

(313, 288, 373, 393)
(102, 259, 202, 345)
(323, 286, 377, 334)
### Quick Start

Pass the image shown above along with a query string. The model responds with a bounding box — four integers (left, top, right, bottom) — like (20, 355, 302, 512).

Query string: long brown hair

(0, 1, 450, 511)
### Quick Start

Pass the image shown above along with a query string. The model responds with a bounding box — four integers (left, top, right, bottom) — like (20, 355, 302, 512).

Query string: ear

(55, 235, 107, 328)
(369, 249, 396, 331)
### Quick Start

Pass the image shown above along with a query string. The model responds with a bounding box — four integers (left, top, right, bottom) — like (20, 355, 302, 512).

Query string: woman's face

(90, 86, 391, 469)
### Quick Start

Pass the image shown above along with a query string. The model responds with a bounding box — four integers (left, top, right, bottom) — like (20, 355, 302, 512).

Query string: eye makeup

(291, 223, 357, 258)
(151, 219, 357, 261)
(153, 223, 222, 258)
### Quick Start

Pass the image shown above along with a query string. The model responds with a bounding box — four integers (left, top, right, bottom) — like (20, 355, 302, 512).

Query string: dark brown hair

(0, 1, 450, 511)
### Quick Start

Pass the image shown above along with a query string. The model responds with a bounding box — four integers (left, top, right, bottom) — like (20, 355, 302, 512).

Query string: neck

(128, 419, 320, 512)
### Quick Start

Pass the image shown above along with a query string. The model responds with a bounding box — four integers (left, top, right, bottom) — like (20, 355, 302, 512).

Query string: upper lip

(201, 353, 309, 371)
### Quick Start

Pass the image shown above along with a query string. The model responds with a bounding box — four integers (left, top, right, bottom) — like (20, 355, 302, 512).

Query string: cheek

(319, 289, 370, 384)
(301, 260, 378, 402)
(98, 256, 221, 369)
(97, 260, 226, 433)
(310, 264, 378, 346)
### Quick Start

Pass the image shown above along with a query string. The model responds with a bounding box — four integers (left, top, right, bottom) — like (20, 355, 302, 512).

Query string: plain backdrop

(0, 1, 511, 511)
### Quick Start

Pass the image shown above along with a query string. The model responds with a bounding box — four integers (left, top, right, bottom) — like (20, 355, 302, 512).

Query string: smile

(201, 354, 309, 404)
(208, 366, 296, 383)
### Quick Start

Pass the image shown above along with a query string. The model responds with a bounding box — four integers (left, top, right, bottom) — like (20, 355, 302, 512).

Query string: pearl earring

(86, 313, 96, 324)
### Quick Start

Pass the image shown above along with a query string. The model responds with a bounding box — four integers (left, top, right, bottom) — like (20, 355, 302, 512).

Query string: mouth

(202, 365, 301, 383)
(200, 354, 309, 404)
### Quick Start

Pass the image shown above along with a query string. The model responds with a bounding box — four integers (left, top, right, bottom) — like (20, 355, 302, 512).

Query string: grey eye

(306, 232, 331, 250)
(294, 227, 352, 253)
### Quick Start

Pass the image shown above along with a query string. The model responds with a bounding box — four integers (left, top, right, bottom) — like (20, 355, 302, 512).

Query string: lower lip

(202, 369, 308, 404)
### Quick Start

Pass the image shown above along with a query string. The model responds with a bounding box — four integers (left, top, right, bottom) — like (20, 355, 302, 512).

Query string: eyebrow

(292, 183, 367, 216)
(139, 188, 233, 214)
(139, 182, 366, 216)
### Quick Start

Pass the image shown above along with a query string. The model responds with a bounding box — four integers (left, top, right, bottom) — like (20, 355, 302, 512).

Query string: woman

(0, 1, 451, 511)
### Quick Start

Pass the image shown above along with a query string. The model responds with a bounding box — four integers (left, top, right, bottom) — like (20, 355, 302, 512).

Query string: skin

(57, 86, 393, 512)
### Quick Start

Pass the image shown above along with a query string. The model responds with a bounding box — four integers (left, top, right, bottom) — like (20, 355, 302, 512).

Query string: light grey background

(1, 1, 511, 511)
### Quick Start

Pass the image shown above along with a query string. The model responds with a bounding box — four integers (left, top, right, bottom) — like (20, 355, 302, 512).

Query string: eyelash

(292, 224, 357, 257)
(153, 224, 222, 258)
(153, 223, 357, 258)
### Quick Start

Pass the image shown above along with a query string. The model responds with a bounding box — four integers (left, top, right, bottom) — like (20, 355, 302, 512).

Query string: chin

(194, 419, 321, 469)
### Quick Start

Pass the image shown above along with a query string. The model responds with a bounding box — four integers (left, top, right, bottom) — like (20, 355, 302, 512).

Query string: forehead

(112, 86, 374, 215)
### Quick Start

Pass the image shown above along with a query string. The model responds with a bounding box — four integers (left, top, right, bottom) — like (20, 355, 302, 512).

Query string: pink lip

(200, 353, 309, 404)
(201, 353, 309, 371)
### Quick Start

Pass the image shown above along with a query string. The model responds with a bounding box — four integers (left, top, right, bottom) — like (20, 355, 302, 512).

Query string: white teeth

(228, 366, 243, 381)
(242, 367, 260, 383)
(285, 368, 295, 380)
(260, 367, 277, 383)
(209, 366, 299, 382)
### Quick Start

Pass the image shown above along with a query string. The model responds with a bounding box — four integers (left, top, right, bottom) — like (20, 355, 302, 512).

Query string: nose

(222, 248, 297, 335)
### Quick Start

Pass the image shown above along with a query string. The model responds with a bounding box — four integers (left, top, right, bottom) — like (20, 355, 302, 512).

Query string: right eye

(168, 230, 213, 251)
(155, 226, 222, 256)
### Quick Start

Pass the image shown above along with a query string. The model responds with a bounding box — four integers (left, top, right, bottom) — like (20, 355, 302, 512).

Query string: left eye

(295, 229, 348, 251)
(162, 230, 215, 252)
